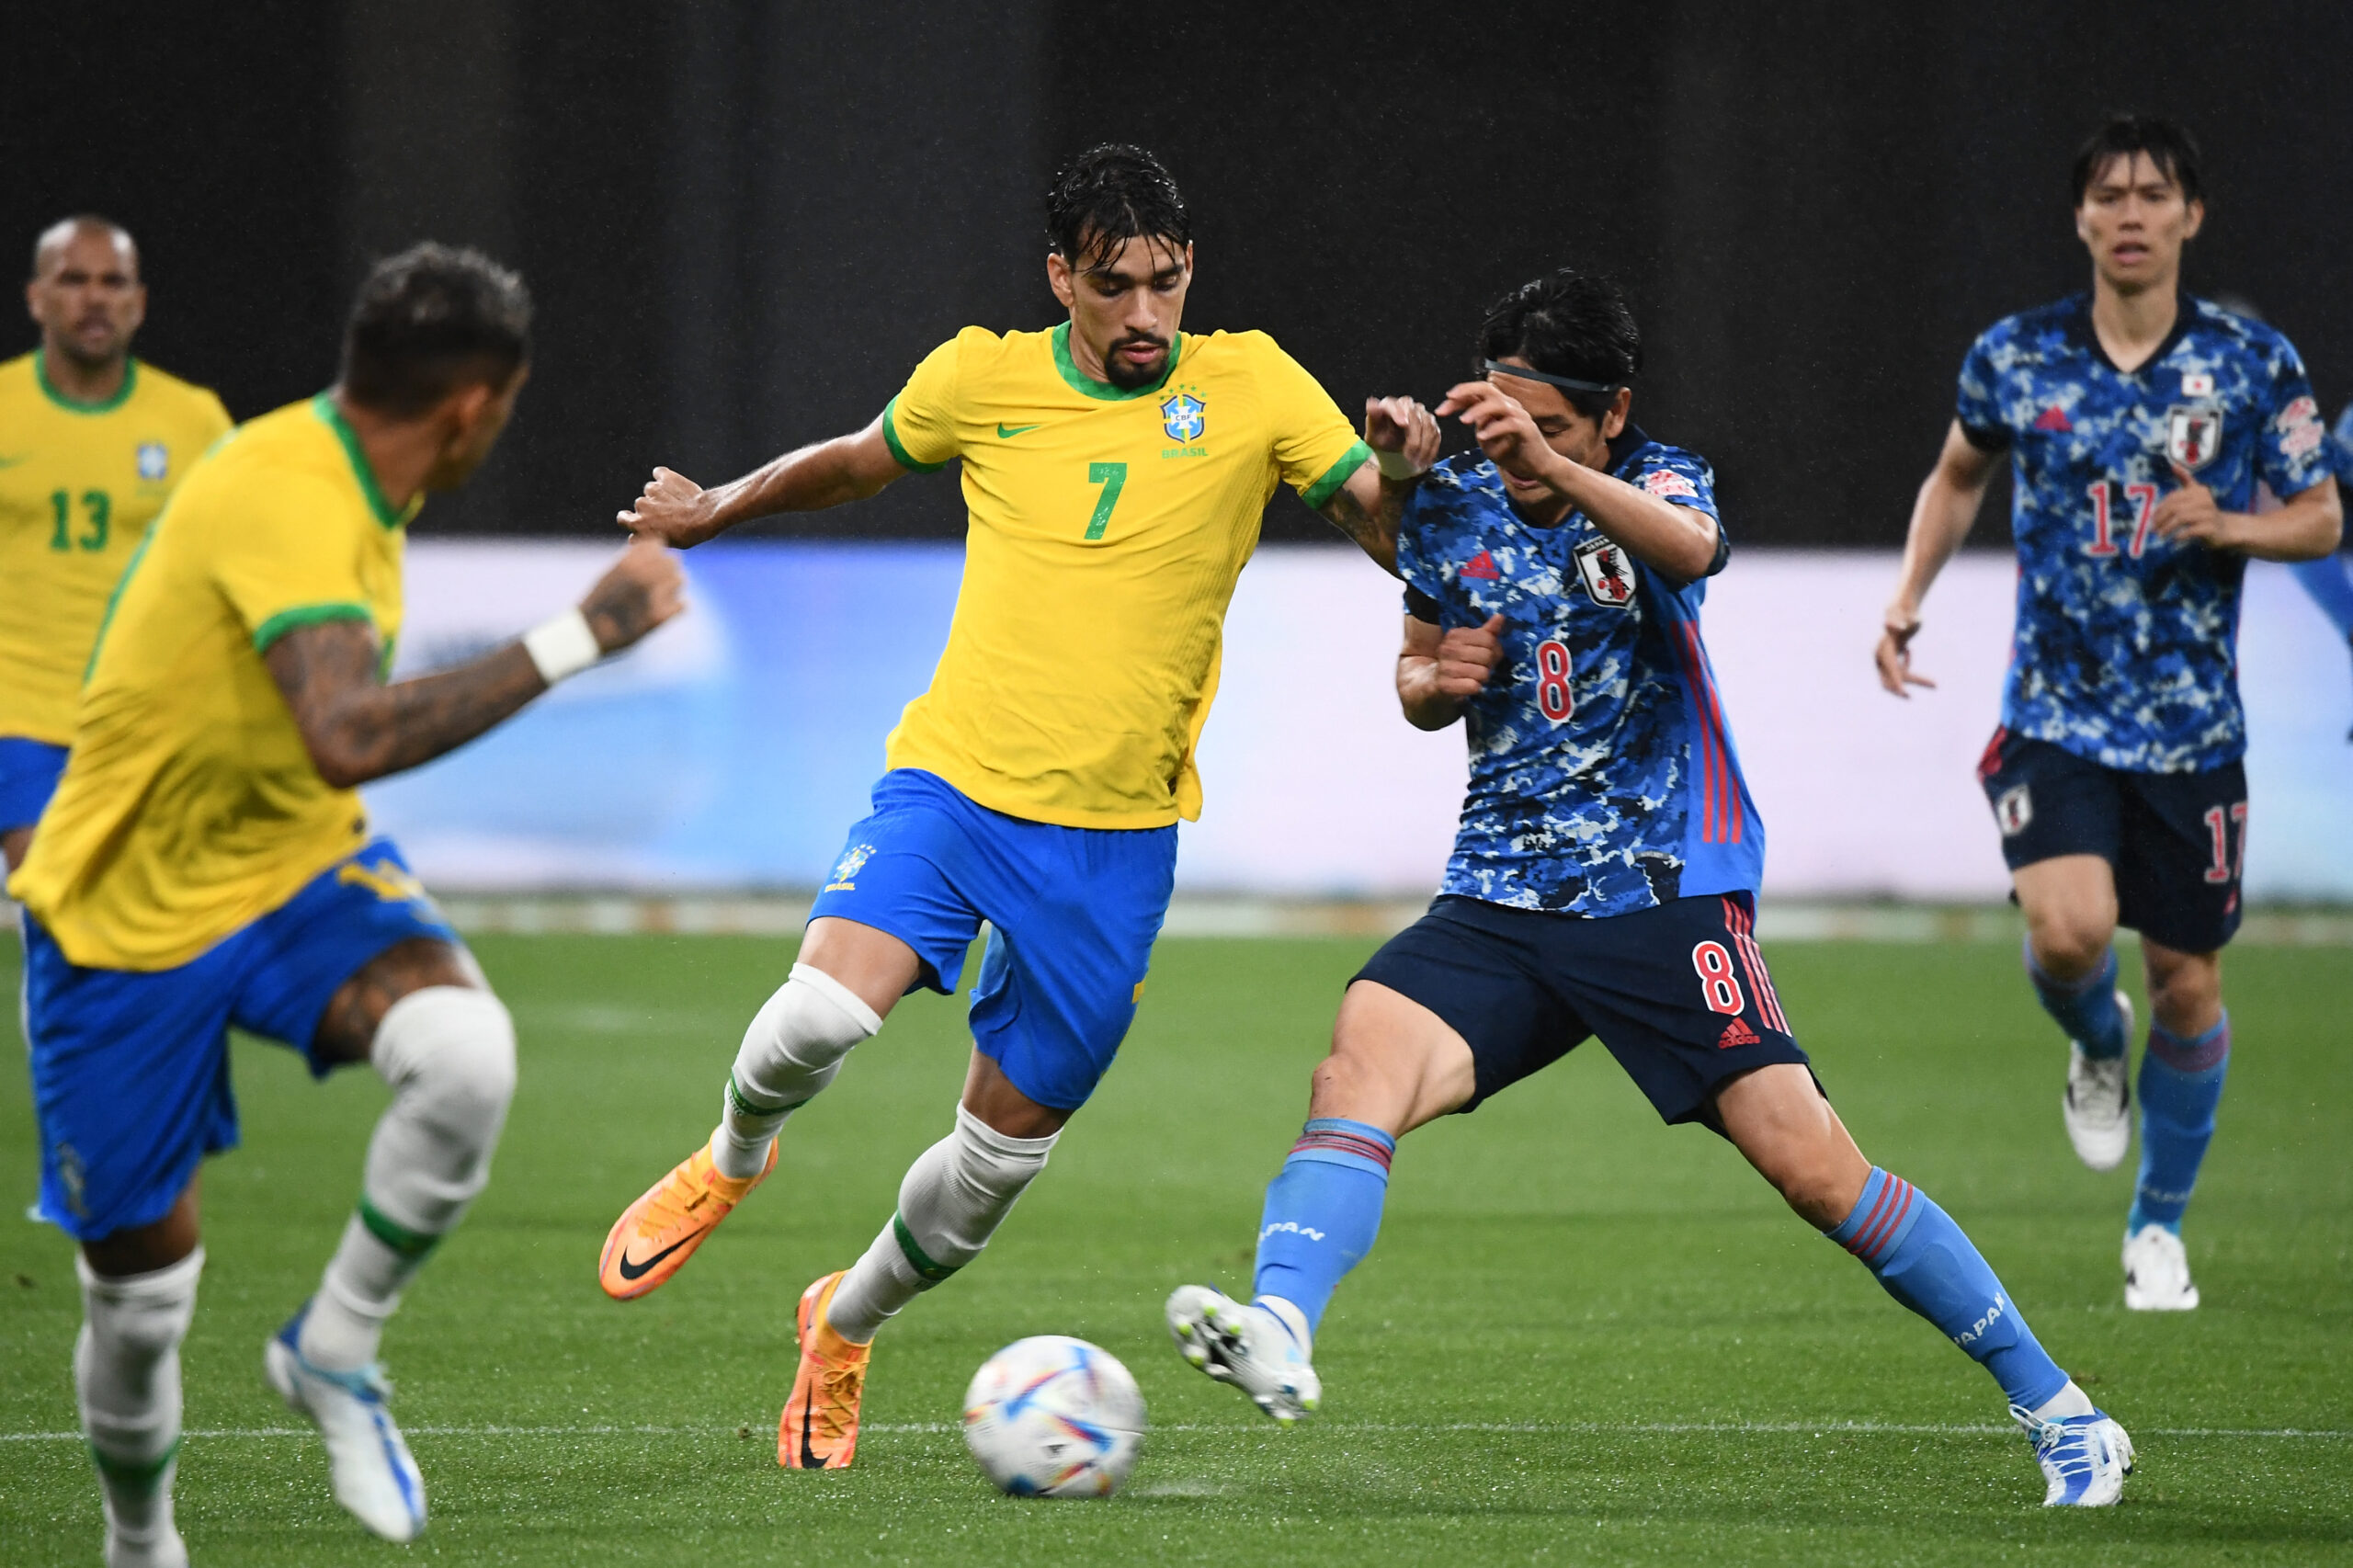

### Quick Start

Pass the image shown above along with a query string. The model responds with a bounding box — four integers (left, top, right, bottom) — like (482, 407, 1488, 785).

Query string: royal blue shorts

(1977, 727, 2246, 953)
(0, 736, 69, 835)
(808, 769, 1176, 1111)
(22, 837, 459, 1242)
(1356, 892, 1816, 1130)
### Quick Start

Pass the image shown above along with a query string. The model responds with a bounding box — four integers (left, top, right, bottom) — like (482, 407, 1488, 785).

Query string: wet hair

(2071, 116, 2203, 206)
(339, 242, 532, 417)
(1045, 144, 1190, 274)
(1476, 269, 1642, 419)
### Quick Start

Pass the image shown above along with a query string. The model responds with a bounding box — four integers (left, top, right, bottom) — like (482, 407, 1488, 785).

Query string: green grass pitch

(3, 931, 2347, 1564)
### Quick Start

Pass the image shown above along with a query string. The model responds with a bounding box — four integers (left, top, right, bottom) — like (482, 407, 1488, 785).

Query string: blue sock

(2289, 553, 2353, 638)
(2025, 941, 2127, 1059)
(2130, 1014, 2230, 1235)
(1251, 1118, 1394, 1334)
(1824, 1167, 2069, 1411)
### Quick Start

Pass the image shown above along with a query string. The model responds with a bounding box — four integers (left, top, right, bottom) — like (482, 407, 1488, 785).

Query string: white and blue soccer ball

(961, 1335, 1145, 1498)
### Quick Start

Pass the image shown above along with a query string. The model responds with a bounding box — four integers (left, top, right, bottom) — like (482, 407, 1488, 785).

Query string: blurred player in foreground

(2288, 404, 2353, 732)
(1, 217, 230, 872)
(9, 244, 683, 1564)
(1166, 270, 2133, 1507)
(1876, 118, 2339, 1312)
(598, 144, 1432, 1470)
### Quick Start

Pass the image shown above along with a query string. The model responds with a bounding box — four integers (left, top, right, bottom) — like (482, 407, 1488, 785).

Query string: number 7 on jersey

(1084, 461, 1128, 540)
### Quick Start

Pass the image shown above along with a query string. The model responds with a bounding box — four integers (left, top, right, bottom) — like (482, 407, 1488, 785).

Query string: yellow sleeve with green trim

(1252, 333, 1370, 507)
(209, 473, 378, 651)
(881, 334, 967, 472)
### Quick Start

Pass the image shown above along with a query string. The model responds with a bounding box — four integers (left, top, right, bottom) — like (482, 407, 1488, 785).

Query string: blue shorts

(809, 769, 1176, 1111)
(0, 736, 69, 835)
(22, 837, 459, 1241)
(1356, 892, 1816, 1131)
(1978, 728, 2246, 953)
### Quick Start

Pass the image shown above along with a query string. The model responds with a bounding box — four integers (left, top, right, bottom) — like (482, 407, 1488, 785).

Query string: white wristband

(1374, 446, 1425, 482)
(523, 607, 602, 686)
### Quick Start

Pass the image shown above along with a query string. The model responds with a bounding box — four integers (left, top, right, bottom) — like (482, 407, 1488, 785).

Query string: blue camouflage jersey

(1395, 427, 1762, 916)
(1958, 292, 2331, 772)
(2334, 401, 2353, 484)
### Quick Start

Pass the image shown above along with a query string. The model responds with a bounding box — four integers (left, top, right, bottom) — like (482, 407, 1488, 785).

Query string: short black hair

(1045, 144, 1189, 274)
(340, 242, 532, 417)
(1477, 269, 1642, 418)
(2071, 116, 2203, 206)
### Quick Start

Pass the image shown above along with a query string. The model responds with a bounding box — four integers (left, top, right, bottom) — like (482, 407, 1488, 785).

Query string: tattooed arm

(1316, 395, 1440, 576)
(267, 536, 685, 789)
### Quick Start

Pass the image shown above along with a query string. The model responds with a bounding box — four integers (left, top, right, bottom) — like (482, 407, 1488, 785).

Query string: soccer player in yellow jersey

(598, 144, 1439, 1471)
(0, 217, 230, 871)
(11, 244, 683, 1563)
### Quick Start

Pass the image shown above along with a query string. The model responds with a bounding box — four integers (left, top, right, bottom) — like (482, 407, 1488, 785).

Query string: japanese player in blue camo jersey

(1877, 117, 2342, 1313)
(2285, 403, 2353, 733)
(1166, 270, 2134, 1506)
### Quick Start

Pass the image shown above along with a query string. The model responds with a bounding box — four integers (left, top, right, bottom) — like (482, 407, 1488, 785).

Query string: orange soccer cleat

(779, 1271, 870, 1470)
(597, 1137, 777, 1301)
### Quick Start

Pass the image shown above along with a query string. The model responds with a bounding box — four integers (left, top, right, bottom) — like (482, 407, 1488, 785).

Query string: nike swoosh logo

(616, 1228, 705, 1280)
(801, 1398, 823, 1468)
(995, 423, 1040, 438)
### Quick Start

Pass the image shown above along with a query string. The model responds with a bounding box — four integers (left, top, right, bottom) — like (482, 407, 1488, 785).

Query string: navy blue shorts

(22, 837, 459, 1241)
(808, 769, 1176, 1111)
(1977, 728, 2245, 953)
(0, 736, 69, 835)
(1356, 892, 1814, 1128)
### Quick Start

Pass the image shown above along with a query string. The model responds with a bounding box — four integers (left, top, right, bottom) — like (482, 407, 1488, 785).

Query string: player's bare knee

(2027, 916, 2112, 978)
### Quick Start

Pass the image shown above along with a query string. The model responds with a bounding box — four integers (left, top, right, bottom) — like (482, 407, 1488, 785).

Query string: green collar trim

(1051, 321, 1182, 402)
(36, 348, 137, 414)
(311, 392, 415, 528)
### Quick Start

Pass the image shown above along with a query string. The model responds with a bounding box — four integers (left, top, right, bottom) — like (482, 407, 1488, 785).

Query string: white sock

(825, 1106, 1056, 1344)
(301, 986, 516, 1372)
(77, 1247, 202, 1554)
(1254, 1294, 1313, 1355)
(2030, 1380, 2097, 1421)
(710, 964, 881, 1181)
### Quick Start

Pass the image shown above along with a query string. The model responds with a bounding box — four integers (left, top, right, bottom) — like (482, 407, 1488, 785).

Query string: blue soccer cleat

(264, 1302, 427, 1540)
(2013, 1403, 2134, 1506)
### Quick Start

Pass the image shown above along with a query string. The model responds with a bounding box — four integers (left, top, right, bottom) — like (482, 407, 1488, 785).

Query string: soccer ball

(961, 1335, 1146, 1497)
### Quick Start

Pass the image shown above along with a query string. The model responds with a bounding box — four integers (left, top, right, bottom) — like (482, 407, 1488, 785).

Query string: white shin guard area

(712, 963, 882, 1180)
(299, 986, 517, 1372)
(76, 1246, 203, 1549)
(826, 1107, 1057, 1344)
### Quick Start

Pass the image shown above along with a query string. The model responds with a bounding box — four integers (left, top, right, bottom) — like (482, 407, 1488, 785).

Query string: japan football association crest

(1159, 391, 1205, 443)
(2165, 406, 2221, 472)
(136, 441, 168, 482)
(1572, 535, 1635, 608)
(1995, 784, 2032, 837)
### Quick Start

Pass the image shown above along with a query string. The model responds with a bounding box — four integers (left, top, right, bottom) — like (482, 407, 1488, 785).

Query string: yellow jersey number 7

(1084, 461, 1127, 540)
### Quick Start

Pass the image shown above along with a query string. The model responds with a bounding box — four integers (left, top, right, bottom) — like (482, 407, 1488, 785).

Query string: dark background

(7, 1, 2347, 543)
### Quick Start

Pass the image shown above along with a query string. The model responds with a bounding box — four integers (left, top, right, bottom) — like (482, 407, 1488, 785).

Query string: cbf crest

(1572, 535, 1635, 608)
(1160, 390, 1205, 443)
(136, 442, 169, 482)
(2165, 406, 2221, 472)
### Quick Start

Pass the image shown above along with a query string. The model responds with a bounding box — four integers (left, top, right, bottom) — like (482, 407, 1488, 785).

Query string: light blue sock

(2289, 554, 2353, 638)
(2025, 941, 2127, 1060)
(1251, 1118, 1394, 1334)
(2130, 1014, 2231, 1235)
(1824, 1167, 2069, 1411)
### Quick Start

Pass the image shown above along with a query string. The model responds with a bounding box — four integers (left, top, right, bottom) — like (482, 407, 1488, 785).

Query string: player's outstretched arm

(1317, 397, 1440, 575)
(1876, 421, 2000, 698)
(1396, 612, 1505, 731)
(2152, 467, 2342, 562)
(1437, 382, 1718, 580)
(619, 416, 909, 549)
(267, 537, 685, 789)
